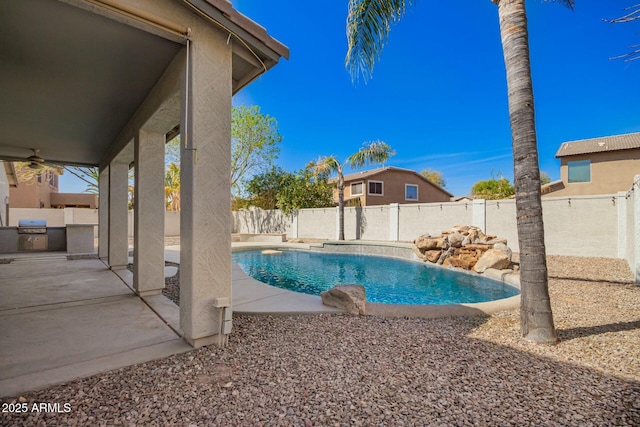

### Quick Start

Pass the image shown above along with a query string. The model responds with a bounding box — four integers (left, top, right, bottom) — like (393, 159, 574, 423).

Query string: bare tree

(606, 4, 640, 62)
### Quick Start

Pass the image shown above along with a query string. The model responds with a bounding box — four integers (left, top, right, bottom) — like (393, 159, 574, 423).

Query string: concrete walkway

(0, 254, 191, 398)
(168, 243, 343, 315)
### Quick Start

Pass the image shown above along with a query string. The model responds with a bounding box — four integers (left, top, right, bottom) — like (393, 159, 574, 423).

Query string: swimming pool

(232, 250, 519, 305)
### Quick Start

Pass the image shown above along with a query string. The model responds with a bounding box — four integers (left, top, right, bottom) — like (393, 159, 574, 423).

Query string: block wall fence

(8, 176, 639, 282)
(233, 175, 640, 283)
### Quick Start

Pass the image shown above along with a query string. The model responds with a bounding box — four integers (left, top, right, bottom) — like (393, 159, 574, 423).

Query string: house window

(368, 180, 383, 195)
(405, 184, 418, 201)
(350, 182, 363, 196)
(37, 172, 42, 184)
(568, 160, 591, 183)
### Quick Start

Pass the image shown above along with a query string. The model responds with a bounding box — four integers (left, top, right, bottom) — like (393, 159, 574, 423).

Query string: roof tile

(556, 132, 640, 157)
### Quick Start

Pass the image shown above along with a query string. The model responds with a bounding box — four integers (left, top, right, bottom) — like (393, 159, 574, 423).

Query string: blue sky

(60, 1, 640, 196)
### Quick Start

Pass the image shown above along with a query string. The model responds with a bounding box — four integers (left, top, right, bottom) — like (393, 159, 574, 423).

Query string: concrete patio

(0, 244, 341, 398)
(0, 253, 192, 398)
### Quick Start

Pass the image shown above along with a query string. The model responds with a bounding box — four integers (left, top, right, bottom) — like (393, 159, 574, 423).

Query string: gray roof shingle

(555, 132, 640, 158)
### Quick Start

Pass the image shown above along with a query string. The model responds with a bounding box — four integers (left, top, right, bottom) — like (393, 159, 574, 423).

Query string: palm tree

(165, 162, 181, 211)
(346, 0, 575, 344)
(314, 141, 395, 240)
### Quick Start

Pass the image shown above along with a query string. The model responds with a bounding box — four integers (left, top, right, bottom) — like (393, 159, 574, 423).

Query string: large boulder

(492, 242, 512, 261)
(446, 232, 465, 248)
(426, 250, 442, 263)
(415, 235, 446, 251)
(473, 249, 511, 273)
(321, 285, 366, 315)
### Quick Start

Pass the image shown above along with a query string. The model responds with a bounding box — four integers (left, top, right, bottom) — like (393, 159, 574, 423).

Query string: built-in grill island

(17, 219, 48, 251)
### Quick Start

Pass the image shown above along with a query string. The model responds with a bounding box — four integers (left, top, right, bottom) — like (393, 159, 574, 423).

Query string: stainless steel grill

(18, 219, 48, 251)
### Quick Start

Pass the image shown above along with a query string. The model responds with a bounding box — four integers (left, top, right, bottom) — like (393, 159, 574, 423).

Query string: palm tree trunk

(496, 0, 557, 344)
(338, 185, 345, 240)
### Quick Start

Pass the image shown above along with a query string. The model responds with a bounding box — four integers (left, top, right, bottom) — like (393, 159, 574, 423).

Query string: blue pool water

(232, 250, 519, 305)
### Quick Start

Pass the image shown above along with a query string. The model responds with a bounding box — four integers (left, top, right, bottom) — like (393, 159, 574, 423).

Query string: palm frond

(345, 0, 416, 83)
(347, 140, 396, 168)
(313, 156, 341, 176)
(606, 4, 640, 23)
(544, 0, 575, 11)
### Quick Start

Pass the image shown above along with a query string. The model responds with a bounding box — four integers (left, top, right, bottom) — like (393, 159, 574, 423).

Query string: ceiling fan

(0, 148, 47, 169)
(25, 149, 46, 169)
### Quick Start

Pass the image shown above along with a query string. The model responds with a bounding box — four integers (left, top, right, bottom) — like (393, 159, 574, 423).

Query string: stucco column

(180, 34, 233, 347)
(133, 129, 165, 296)
(617, 191, 628, 260)
(389, 203, 399, 241)
(98, 166, 109, 259)
(290, 212, 299, 239)
(472, 199, 486, 232)
(336, 206, 340, 240)
(108, 161, 129, 269)
(634, 175, 640, 283)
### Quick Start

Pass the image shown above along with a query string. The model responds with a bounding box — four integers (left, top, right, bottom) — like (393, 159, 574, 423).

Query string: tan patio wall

(231, 209, 293, 236)
(485, 200, 518, 252)
(624, 175, 639, 281)
(231, 190, 639, 282)
(296, 208, 335, 239)
(343, 206, 390, 241)
(397, 202, 473, 241)
(15, 189, 636, 279)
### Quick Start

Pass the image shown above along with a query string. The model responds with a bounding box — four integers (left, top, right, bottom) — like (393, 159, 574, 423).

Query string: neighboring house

(10, 167, 59, 208)
(9, 165, 97, 209)
(542, 132, 640, 197)
(336, 166, 453, 206)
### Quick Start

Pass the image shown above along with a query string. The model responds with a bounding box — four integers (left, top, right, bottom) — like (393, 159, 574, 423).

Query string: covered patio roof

(0, 0, 288, 166)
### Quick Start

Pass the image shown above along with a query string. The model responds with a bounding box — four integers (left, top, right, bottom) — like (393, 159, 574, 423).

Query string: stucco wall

(0, 163, 9, 227)
(232, 209, 292, 235)
(343, 206, 389, 240)
(297, 208, 335, 239)
(232, 195, 623, 260)
(50, 193, 98, 208)
(398, 202, 473, 241)
(626, 188, 635, 274)
(485, 200, 519, 252)
(541, 196, 618, 257)
(9, 208, 65, 226)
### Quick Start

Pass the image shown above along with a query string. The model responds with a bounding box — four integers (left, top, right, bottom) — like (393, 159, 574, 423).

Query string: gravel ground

(2, 255, 639, 426)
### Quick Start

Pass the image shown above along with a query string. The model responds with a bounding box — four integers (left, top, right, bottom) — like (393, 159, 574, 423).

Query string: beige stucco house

(542, 132, 640, 197)
(9, 166, 98, 209)
(336, 167, 453, 206)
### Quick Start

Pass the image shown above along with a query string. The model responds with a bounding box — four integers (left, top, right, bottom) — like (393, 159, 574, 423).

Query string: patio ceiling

(0, 0, 288, 168)
(0, 0, 182, 166)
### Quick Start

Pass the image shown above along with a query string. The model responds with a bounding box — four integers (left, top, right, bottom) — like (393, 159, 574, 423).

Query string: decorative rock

(446, 232, 465, 248)
(412, 246, 427, 261)
(437, 248, 454, 265)
(412, 225, 513, 275)
(426, 250, 442, 263)
(261, 250, 283, 255)
(413, 234, 431, 246)
(448, 253, 478, 270)
(320, 285, 366, 315)
(164, 266, 178, 278)
(493, 242, 512, 261)
(473, 249, 511, 273)
(463, 244, 492, 252)
(415, 236, 445, 251)
(486, 238, 508, 245)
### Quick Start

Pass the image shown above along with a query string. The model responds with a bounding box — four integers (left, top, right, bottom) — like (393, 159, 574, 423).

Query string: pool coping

(231, 241, 521, 318)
